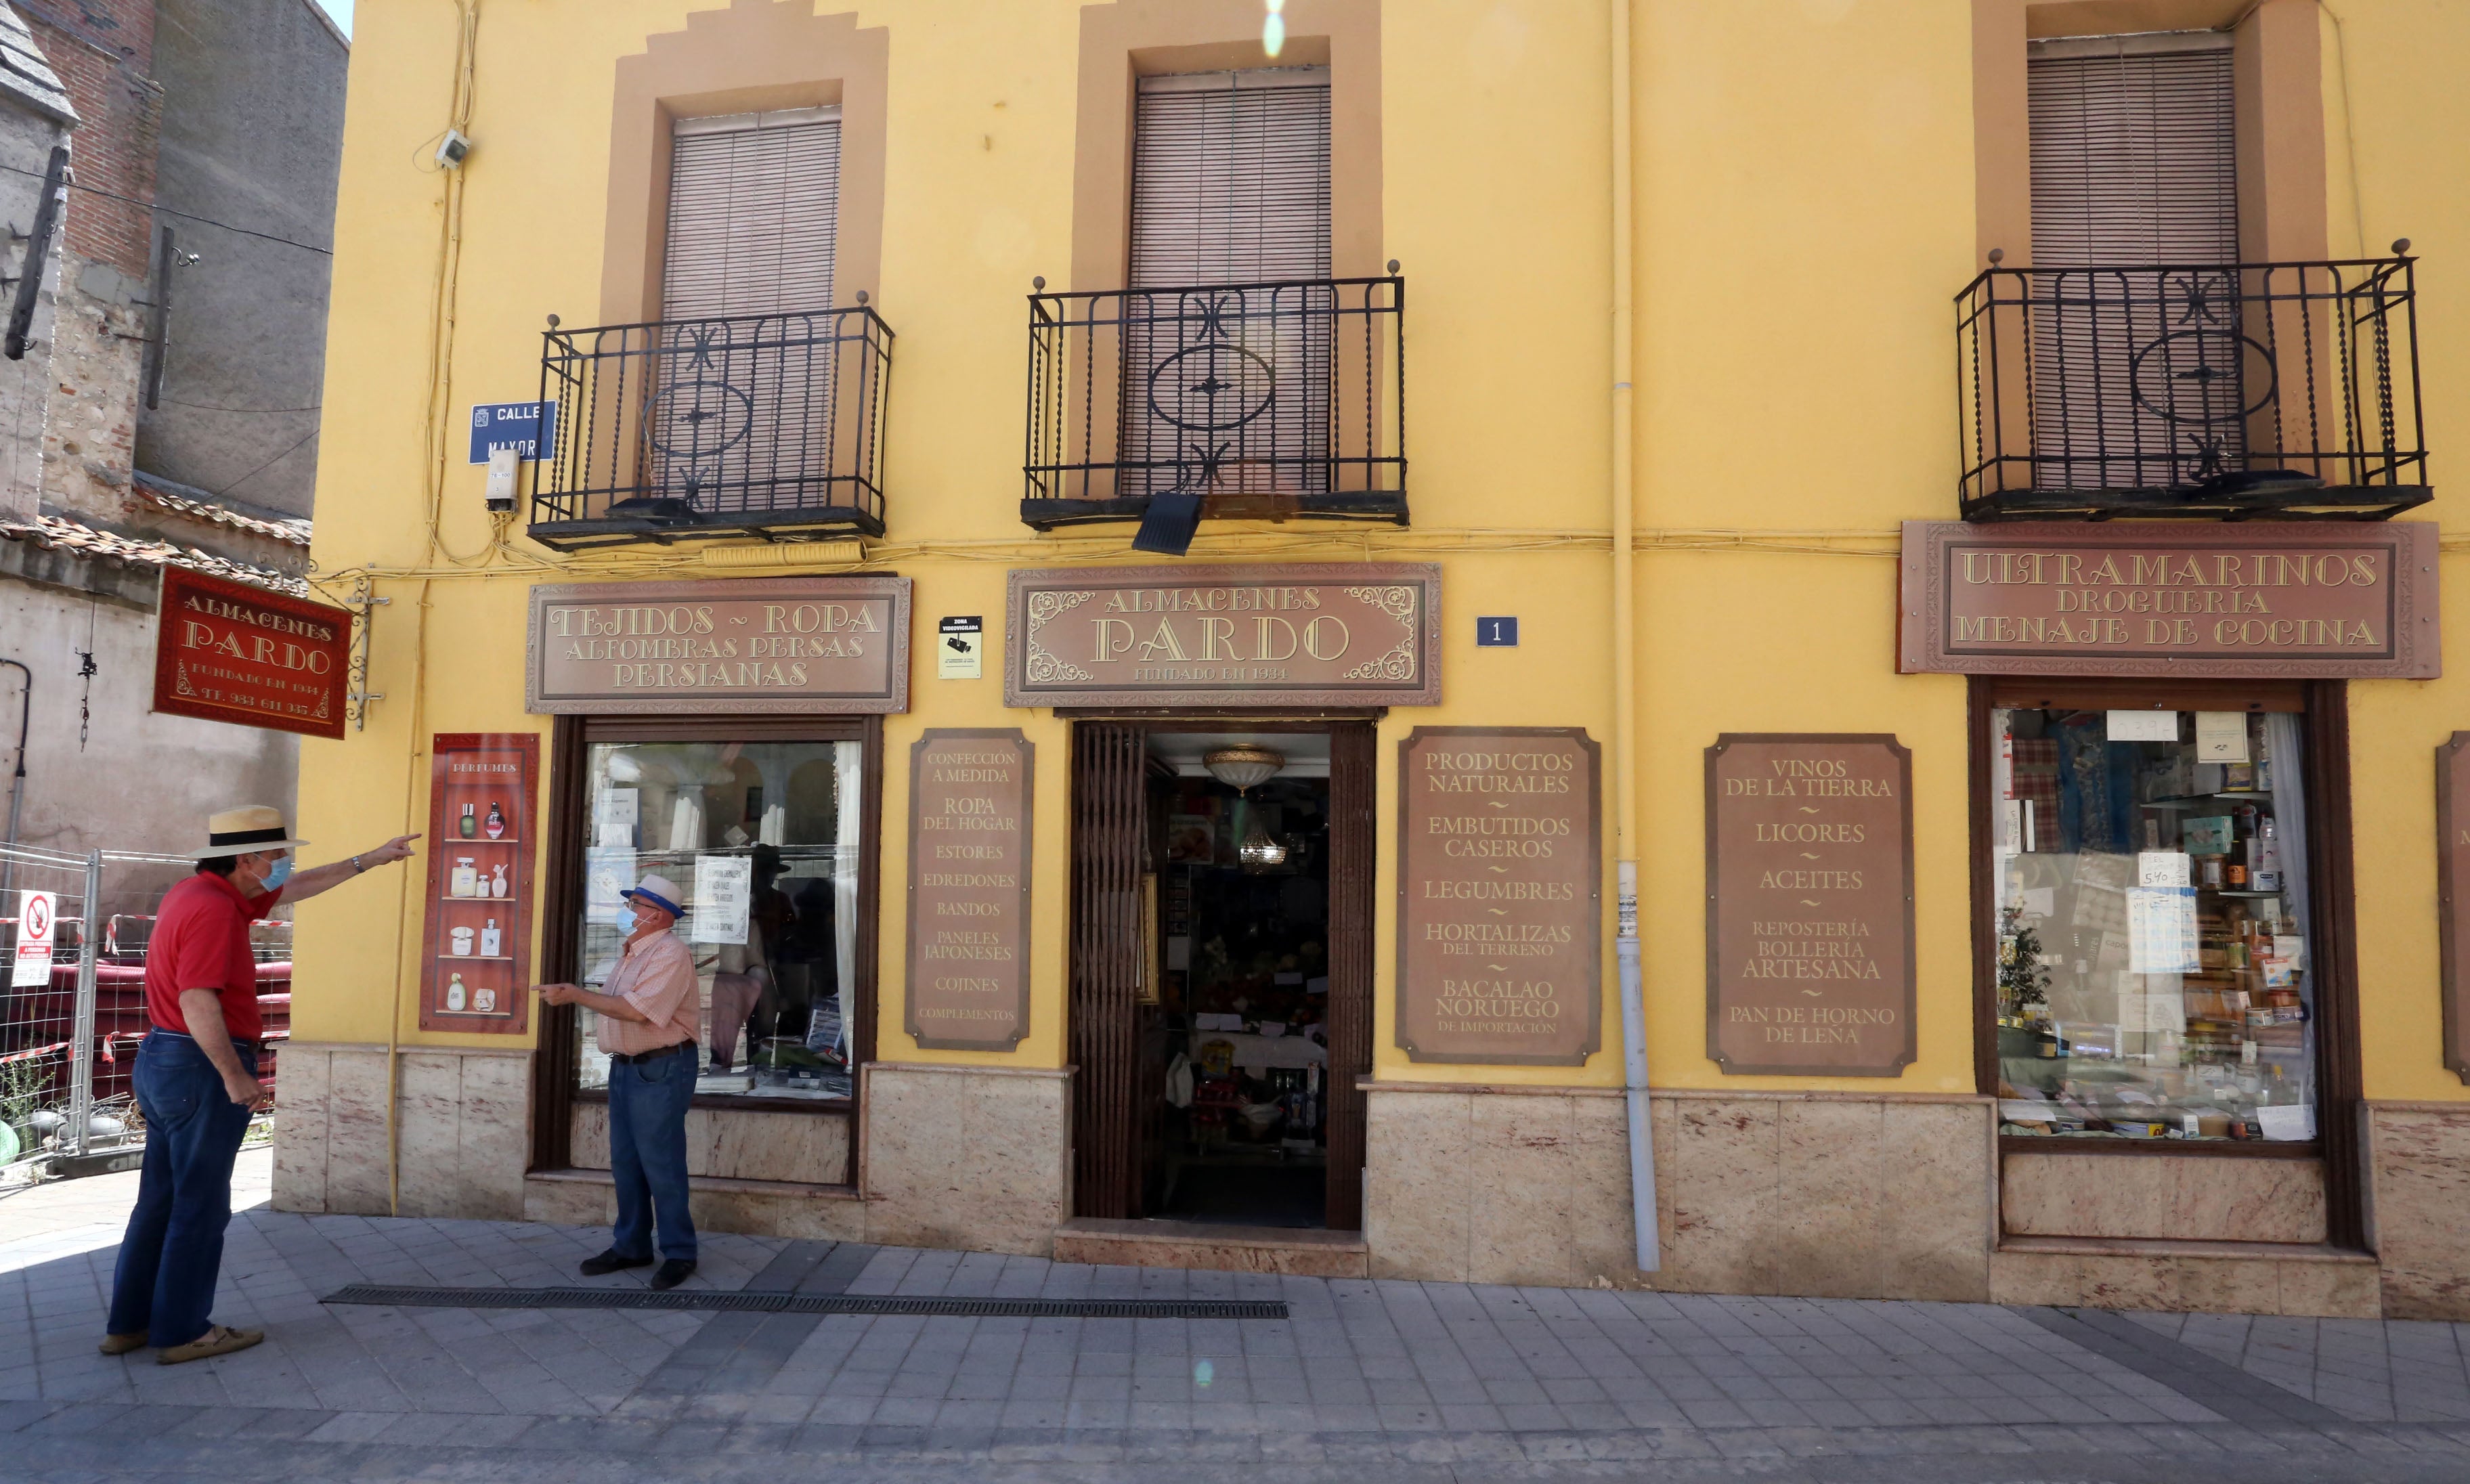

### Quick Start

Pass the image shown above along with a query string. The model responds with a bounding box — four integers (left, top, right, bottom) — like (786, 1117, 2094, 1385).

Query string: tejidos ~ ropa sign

(150, 567, 353, 740)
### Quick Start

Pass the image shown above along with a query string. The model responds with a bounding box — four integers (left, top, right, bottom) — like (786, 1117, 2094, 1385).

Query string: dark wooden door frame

(528, 712, 883, 1185)
(1064, 713, 1377, 1231)
(1966, 677, 2366, 1250)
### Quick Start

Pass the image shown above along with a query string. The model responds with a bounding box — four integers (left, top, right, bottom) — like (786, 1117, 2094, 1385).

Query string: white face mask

(615, 907, 638, 936)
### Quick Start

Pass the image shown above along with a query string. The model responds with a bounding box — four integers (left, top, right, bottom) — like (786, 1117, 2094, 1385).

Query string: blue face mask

(615, 907, 638, 935)
(259, 856, 295, 890)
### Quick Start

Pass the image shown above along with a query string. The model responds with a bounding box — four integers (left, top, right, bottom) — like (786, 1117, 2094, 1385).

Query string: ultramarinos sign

(1898, 521, 2439, 678)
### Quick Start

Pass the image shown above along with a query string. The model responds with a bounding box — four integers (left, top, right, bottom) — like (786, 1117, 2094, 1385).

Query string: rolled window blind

(2029, 41, 2236, 268)
(2027, 39, 2238, 489)
(1121, 70, 1334, 502)
(662, 109, 840, 319)
(1129, 69, 1330, 288)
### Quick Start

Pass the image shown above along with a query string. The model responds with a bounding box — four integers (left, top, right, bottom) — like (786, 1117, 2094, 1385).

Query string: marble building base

(860, 1062, 1072, 1257)
(567, 1102, 851, 1185)
(272, 1042, 530, 1221)
(2368, 1101, 2470, 1319)
(2001, 1150, 2328, 1244)
(523, 1167, 867, 1241)
(1989, 1236, 2379, 1317)
(274, 1048, 1072, 1258)
(1362, 1085, 1996, 1301)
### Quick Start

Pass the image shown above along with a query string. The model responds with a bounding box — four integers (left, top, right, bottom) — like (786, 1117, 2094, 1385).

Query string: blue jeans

(606, 1045, 696, 1262)
(107, 1031, 257, 1348)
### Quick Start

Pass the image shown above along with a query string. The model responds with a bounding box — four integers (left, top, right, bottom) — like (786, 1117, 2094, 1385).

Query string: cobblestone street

(1, 1152, 2469, 1480)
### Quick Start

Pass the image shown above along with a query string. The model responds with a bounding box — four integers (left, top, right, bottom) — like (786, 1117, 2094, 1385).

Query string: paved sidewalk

(7, 1154, 2470, 1480)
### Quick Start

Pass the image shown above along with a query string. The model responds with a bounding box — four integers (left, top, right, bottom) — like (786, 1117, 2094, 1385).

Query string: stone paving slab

(10, 1147, 2470, 1479)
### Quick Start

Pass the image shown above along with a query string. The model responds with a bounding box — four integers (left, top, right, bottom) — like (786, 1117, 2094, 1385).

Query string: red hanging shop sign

(150, 568, 351, 741)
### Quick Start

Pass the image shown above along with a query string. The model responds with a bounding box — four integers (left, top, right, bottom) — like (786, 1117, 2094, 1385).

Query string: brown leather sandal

(157, 1324, 263, 1365)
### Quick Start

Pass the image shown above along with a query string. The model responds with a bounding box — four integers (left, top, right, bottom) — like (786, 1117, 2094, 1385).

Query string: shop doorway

(1069, 718, 1373, 1231)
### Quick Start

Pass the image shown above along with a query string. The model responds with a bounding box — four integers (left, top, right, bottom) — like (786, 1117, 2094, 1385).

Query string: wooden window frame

(1967, 676, 2367, 1248)
(529, 712, 885, 1173)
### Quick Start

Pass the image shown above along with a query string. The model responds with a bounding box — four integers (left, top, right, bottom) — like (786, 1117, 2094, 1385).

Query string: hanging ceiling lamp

(1204, 745, 1288, 869)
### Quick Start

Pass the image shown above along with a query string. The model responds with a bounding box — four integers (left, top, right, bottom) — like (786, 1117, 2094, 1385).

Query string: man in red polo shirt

(103, 805, 416, 1364)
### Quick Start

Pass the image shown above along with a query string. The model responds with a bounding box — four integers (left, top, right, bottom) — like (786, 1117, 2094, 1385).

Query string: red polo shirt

(146, 871, 284, 1043)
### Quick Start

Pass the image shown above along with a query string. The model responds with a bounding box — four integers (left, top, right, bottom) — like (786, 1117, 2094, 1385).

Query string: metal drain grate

(322, 1285, 1286, 1319)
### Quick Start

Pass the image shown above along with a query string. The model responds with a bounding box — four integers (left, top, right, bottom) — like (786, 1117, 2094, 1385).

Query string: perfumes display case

(419, 733, 540, 1033)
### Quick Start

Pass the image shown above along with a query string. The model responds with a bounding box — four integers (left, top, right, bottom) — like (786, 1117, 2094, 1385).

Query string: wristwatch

(350, 854, 364, 873)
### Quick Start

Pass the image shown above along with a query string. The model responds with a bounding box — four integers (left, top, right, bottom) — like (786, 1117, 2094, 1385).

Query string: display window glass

(571, 738, 862, 1101)
(1990, 705, 2316, 1144)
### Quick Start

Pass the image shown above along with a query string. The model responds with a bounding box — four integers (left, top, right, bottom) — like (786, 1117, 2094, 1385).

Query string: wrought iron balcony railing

(1021, 275, 1406, 531)
(529, 306, 892, 550)
(1957, 250, 2428, 521)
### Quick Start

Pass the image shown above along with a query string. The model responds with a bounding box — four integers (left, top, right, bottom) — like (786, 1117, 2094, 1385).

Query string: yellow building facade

(275, 0, 2470, 1317)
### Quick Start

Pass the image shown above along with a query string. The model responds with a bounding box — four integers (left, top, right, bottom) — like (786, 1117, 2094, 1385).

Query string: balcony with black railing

(1957, 246, 2428, 522)
(1022, 274, 1405, 546)
(529, 305, 892, 550)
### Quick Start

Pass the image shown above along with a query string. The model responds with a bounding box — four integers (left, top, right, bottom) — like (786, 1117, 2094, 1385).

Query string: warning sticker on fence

(12, 890, 56, 988)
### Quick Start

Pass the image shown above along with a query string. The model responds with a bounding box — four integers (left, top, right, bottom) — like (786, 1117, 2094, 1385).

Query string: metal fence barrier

(1, 844, 292, 1179)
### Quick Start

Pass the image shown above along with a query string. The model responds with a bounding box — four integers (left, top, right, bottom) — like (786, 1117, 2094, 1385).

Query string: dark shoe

(580, 1249, 653, 1278)
(648, 1259, 697, 1292)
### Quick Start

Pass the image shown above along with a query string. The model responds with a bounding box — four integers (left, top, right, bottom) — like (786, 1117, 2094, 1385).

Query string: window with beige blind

(2027, 35, 2240, 489)
(647, 108, 842, 515)
(1120, 69, 1332, 504)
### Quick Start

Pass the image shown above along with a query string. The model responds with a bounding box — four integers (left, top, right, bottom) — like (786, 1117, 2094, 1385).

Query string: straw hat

(620, 873, 687, 919)
(193, 804, 310, 858)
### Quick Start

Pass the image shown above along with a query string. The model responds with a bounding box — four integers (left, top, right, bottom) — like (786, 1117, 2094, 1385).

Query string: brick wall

(20, 0, 158, 523)
(20, 0, 158, 277)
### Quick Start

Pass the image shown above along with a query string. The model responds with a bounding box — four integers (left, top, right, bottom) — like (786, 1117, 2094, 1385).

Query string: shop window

(1990, 703, 2317, 1144)
(573, 737, 863, 1102)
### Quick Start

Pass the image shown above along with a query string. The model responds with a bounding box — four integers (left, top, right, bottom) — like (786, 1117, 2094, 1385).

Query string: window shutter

(2029, 39, 2236, 269)
(661, 109, 840, 320)
(2026, 38, 2239, 489)
(1129, 70, 1330, 288)
(1119, 70, 1335, 506)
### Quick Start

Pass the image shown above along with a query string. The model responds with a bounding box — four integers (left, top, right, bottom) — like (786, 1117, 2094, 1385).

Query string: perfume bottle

(459, 804, 477, 839)
(445, 973, 468, 1011)
(484, 801, 505, 840)
(472, 985, 497, 1013)
(450, 858, 477, 897)
(449, 925, 474, 957)
(480, 918, 500, 957)
(490, 863, 508, 898)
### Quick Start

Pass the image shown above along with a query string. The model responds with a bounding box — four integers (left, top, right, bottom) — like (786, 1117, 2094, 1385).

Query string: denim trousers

(607, 1045, 697, 1262)
(106, 1031, 257, 1348)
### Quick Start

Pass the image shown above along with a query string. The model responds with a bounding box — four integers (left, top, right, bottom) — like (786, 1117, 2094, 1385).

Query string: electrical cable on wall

(0, 159, 333, 257)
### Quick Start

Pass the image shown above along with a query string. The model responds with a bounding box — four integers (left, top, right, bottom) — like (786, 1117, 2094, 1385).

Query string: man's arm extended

(538, 984, 652, 1023)
(179, 988, 271, 1110)
(280, 835, 421, 904)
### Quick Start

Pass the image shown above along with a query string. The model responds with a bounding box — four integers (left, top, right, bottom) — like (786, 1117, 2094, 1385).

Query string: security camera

(435, 129, 473, 169)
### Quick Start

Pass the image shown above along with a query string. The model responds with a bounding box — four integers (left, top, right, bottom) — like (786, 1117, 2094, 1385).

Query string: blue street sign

(468, 401, 557, 463)
(1476, 616, 1519, 647)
